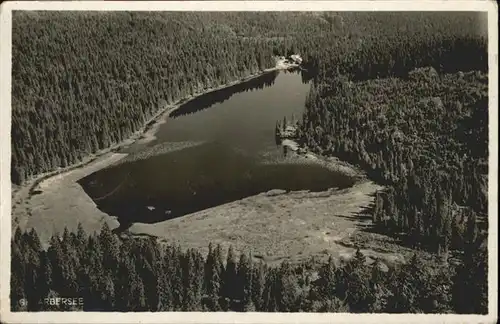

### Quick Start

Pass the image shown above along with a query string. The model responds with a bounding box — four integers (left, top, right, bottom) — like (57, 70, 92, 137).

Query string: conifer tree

(36, 251, 53, 309)
(369, 259, 389, 312)
(345, 249, 373, 313)
(181, 252, 197, 311)
(237, 252, 254, 311)
(222, 245, 238, 310)
(98, 222, 120, 276)
(156, 246, 173, 311)
(204, 243, 222, 310)
(316, 256, 337, 300)
(262, 268, 278, 312)
(114, 253, 134, 311)
(169, 246, 184, 310)
(251, 262, 266, 311)
(452, 218, 488, 314)
(276, 260, 301, 312)
(10, 241, 26, 311)
(130, 274, 147, 311)
(47, 234, 65, 295)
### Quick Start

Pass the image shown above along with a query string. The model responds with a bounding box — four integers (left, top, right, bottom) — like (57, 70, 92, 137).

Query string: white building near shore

(289, 54, 303, 64)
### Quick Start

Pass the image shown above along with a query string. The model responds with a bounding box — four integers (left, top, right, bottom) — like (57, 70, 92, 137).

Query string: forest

(11, 12, 489, 313)
(291, 10, 489, 315)
(11, 222, 486, 313)
(11, 11, 486, 184)
(299, 68, 488, 250)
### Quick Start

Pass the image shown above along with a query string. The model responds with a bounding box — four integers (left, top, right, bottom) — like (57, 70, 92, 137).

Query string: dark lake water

(79, 70, 356, 230)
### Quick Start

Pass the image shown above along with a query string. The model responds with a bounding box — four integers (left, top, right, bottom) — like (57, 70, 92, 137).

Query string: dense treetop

(11, 12, 489, 313)
(11, 224, 487, 313)
(11, 11, 486, 184)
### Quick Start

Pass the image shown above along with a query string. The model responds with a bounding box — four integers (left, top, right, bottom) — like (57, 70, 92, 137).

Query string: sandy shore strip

(125, 139, 390, 266)
(12, 153, 126, 248)
(126, 180, 399, 267)
(11, 65, 291, 223)
(11, 64, 304, 239)
(10, 61, 405, 266)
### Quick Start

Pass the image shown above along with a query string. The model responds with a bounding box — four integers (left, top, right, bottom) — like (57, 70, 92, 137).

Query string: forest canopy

(10, 11, 489, 314)
(11, 11, 487, 184)
(11, 223, 487, 313)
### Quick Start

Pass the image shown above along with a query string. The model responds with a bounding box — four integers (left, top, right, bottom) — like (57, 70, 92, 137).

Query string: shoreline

(12, 64, 293, 214)
(123, 180, 387, 265)
(12, 61, 389, 266)
(278, 130, 367, 182)
(9, 61, 403, 267)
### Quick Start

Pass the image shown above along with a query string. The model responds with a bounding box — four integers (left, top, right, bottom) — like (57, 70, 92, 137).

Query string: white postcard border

(0, 1, 497, 324)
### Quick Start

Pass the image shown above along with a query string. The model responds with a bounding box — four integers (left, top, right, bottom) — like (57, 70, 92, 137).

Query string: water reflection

(300, 68, 315, 84)
(79, 142, 355, 230)
(170, 70, 279, 118)
(79, 69, 354, 230)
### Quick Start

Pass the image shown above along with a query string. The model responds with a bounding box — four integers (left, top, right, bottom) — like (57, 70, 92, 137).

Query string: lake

(79, 69, 356, 230)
